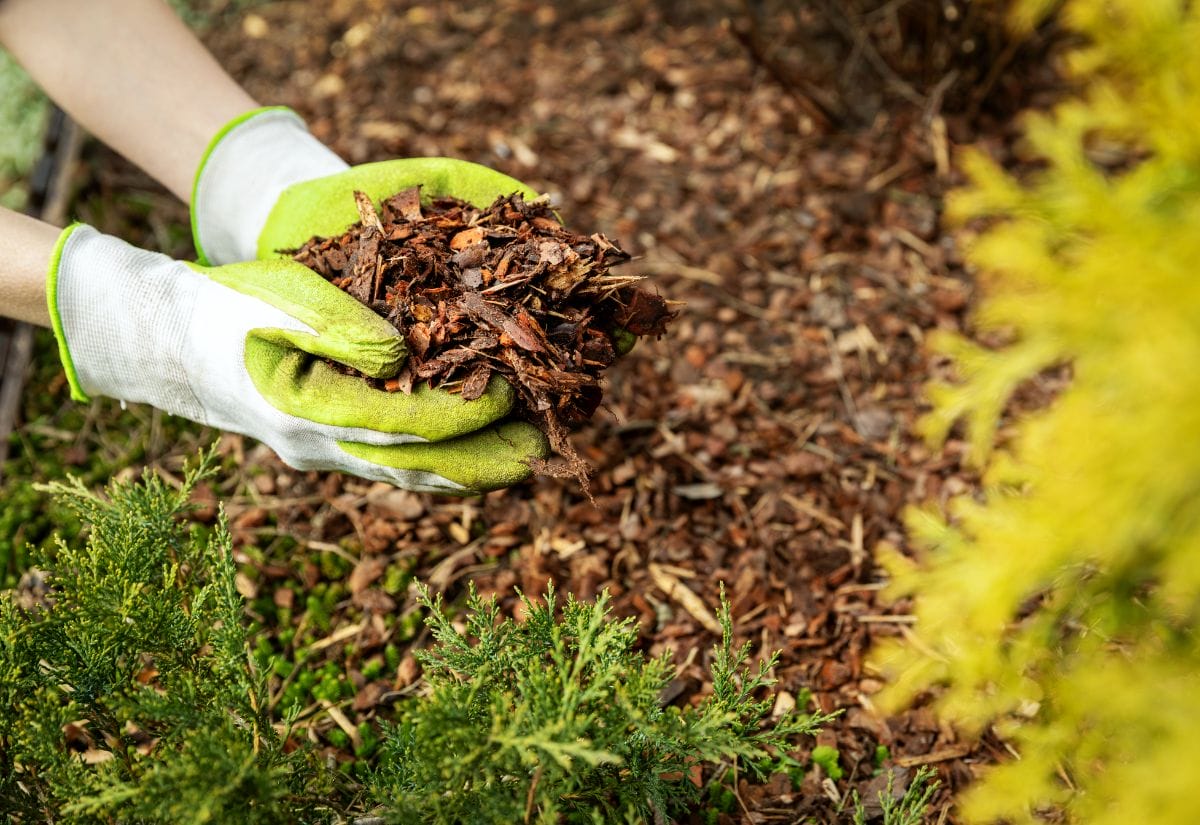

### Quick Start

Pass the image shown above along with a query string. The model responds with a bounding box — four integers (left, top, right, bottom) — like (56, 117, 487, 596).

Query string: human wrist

(0, 206, 58, 327)
(191, 107, 347, 265)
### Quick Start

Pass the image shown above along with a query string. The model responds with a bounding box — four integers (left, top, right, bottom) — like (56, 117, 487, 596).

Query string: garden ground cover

(2, 2, 1066, 821)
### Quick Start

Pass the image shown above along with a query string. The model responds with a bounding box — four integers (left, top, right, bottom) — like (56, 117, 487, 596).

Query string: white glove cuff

(50, 225, 204, 420)
(191, 107, 348, 265)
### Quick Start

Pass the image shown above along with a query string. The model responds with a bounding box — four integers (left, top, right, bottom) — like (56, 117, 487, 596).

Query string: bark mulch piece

(290, 188, 676, 488)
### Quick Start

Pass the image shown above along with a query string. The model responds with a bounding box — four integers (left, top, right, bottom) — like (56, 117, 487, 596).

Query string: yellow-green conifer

(874, 1, 1200, 822)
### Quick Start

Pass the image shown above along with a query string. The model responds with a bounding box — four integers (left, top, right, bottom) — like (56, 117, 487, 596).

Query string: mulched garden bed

(65, 1, 1067, 821)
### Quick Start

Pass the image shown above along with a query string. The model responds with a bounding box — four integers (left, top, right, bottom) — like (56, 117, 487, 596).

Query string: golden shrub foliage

(872, 1, 1200, 822)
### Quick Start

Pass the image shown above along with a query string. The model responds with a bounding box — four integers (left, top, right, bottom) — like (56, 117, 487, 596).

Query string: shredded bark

(290, 188, 678, 490)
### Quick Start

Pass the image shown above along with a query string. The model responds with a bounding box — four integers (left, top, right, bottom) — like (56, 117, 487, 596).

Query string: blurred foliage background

(0, 52, 45, 210)
(876, 0, 1200, 822)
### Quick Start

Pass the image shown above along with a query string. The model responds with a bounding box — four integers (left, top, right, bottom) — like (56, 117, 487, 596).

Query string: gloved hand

(192, 109, 638, 359)
(186, 107, 550, 490)
(189, 107, 539, 263)
(46, 223, 546, 494)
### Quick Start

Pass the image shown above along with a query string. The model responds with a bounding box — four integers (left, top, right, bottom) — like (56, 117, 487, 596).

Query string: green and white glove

(186, 106, 550, 491)
(190, 106, 539, 263)
(46, 224, 546, 494)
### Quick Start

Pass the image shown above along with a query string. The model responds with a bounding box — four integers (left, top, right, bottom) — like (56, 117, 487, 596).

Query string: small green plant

(810, 744, 843, 780)
(849, 766, 940, 825)
(372, 582, 836, 824)
(873, 744, 890, 772)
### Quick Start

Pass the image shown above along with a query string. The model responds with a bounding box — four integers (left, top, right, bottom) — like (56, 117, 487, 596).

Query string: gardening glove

(189, 106, 541, 264)
(193, 110, 644, 358)
(46, 223, 547, 494)
(188, 107, 557, 475)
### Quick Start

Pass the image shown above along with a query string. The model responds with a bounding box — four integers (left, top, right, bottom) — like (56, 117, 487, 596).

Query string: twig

(819, 0, 925, 107)
(724, 4, 838, 131)
(894, 744, 972, 767)
(824, 328, 859, 426)
(781, 493, 845, 532)
(320, 699, 362, 749)
(965, 33, 1025, 123)
(524, 765, 543, 824)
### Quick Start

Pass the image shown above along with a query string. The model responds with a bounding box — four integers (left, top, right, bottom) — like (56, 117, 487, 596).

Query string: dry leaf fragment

(348, 556, 388, 595)
(352, 588, 397, 613)
(395, 653, 420, 687)
(353, 681, 387, 712)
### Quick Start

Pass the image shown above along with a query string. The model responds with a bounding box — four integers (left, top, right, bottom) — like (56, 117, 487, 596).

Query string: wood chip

(649, 563, 721, 634)
(387, 186, 423, 222)
(450, 226, 485, 250)
(353, 190, 382, 231)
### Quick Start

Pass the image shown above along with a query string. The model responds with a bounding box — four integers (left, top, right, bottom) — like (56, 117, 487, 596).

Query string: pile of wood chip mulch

(291, 187, 676, 487)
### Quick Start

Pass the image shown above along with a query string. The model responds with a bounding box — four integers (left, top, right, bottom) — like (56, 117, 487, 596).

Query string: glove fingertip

(347, 332, 407, 379)
(336, 420, 548, 494)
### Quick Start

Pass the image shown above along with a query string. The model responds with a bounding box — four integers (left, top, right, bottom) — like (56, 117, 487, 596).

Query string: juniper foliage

(0, 450, 332, 824)
(372, 583, 836, 824)
(0, 454, 835, 823)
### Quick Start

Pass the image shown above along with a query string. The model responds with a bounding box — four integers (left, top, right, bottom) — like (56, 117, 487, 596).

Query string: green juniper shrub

(0, 454, 855, 824)
(368, 582, 839, 824)
(0, 331, 215, 590)
(0, 449, 337, 824)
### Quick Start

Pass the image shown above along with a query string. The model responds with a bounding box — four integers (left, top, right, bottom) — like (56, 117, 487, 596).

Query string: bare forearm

(0, 0, 258, 201)
(0, 207, 59, 326)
